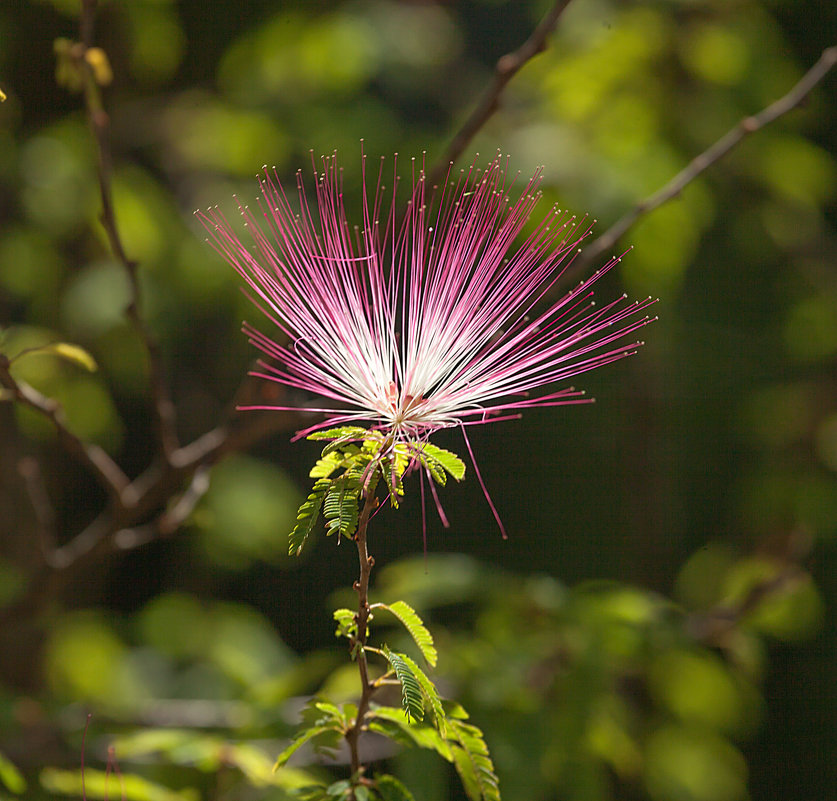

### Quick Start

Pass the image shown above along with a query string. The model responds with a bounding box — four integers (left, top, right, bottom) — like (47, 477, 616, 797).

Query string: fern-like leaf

(448, 719, 500, 801)
(380, 456, 405, 508)
(289, 478, 330, 556)
(308, 426, 372, 442)
(377, 601, 437, 667)
(366, 706, 451, 761)
(396, 651, 446, 736)
(416, 443, 466, 484)
(382, 648, 424, 723)
(323, 477, 360, 537)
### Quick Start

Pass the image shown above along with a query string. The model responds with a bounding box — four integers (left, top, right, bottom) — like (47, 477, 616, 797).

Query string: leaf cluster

(280, 594, 499, 801)
(289, 428, 465, 557)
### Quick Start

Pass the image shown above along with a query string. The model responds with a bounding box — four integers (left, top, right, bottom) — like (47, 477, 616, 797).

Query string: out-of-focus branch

(687, 530, 814, 645)
(428, 0, 574, 185)
(0, 356, 132, 504)
(687, 565, 807, 645)
(571, 45, 837, 278)
(75, 0, 179, 461)
(17, 457, 57, 559)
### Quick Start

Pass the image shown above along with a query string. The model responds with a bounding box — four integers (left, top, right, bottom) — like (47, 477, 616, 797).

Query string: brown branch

(75, 2, 179, 461)
(17, 457, 58, 559)
(571, 45, 837, 278)
(687, 564, 807, 646)
(0, 356, 132, 505)
(428, 0, 574, 185)
(346, 489, 380, 787)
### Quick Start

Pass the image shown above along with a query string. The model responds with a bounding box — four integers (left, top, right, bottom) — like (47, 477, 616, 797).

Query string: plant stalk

(346, 486, 379, 786)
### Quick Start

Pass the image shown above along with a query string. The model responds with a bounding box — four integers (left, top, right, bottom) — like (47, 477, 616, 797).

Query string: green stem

(346, 486, 379, 788)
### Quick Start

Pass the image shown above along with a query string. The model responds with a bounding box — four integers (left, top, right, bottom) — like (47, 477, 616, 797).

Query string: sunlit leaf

(0, 751, 26, 794)
(376, 601, 437, 667)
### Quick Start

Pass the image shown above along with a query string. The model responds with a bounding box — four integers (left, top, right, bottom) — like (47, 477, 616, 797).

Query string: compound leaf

(382, 648, 424, 724)
(290, 478, 331, 556)
(377, 601, 437, 667)
(448, 719, 500, 801)
(395, 651, 446, 736)
(417, 443, 465, 483)
(323, 478, 360, 537)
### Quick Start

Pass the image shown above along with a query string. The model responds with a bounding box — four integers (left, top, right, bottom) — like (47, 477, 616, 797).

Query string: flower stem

(346, 486, 379, 786)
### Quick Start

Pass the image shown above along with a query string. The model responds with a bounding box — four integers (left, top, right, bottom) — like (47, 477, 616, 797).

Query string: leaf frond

(289, 478, 331, 556)
(376, 601, 437, 667)
(448, 718, 500, 801)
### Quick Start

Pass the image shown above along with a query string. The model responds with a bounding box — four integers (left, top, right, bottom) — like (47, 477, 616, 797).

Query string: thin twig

(428, 0, 574, 185)
(113, 465, 213, 550)
(687, 565, 806, 645)
(17, 457, 57, 559)
(76, 1, 179, 460)
(0, 356, 132, 504)
(572, 45, 837, 278)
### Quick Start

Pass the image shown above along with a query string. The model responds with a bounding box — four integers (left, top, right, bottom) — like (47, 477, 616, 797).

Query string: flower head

(199, 152, 656, 444)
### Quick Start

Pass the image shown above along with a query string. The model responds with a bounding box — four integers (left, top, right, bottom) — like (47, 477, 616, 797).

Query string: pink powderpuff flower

(198, 151, 656, 528)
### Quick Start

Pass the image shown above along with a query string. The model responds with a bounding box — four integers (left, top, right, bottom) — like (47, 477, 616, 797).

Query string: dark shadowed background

(0, 1, 835, 800)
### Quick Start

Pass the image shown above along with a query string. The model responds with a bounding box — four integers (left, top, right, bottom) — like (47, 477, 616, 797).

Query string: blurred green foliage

(0, 0, 836, 800)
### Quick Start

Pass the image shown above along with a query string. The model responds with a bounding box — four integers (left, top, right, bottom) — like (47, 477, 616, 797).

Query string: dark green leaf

(375, 774, 417, 801)
(308, 426, 372, 442)
(290, 478, 331, 556)
(396, 651, 446, 736)
(366, 707, 451, 761)
(382, 647, 424, 723)
(448, 719, 500, 801)
(274, 725, 341, 769)
(323, 478, 360, 537)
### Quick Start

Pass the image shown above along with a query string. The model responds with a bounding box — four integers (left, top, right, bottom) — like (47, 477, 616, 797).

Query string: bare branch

(75, 2, 179, 460)
(573, 45, 837, 277)
(17, 457, 58, 560)
(0, 357, 132, 504)
(428, 0, 574, 185)
(113, 465, 212, 551)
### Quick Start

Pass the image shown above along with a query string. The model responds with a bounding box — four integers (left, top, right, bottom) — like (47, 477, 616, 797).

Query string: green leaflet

(415, 443, 466, 484)
(333, 608, 356, 639)
(323, 477, 360, 537)
(382, 647, 424, 724)
(448, 719, 500, 801)
(375, 601, 437, 667)
(380, 458, 405, 508)
(274, 725, 342, 770)
(395, 651, 446, 737)
(289, 478, 330, 556)
(367, 706, 452, 762)
(308, 426, 372, 442)
(375, 774, 417, 801)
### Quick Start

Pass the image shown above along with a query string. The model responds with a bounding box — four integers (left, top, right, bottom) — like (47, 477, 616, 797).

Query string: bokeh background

(0, 0, 835, 799)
